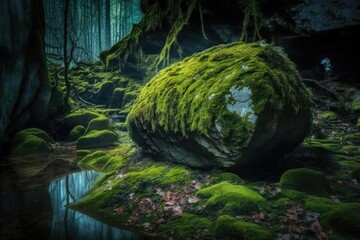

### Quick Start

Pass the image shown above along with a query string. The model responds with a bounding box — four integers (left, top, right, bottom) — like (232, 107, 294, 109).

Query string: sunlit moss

(78, 151, 112, 172)
(318, 111, 337, 120)
(215, 215, 273, 240)
(76, 130, 118, 149)
(62, 109, 101, 130)
(128, 42, 311, 150)
(279, 168, 329, 196)
(196, 181, 267, 215)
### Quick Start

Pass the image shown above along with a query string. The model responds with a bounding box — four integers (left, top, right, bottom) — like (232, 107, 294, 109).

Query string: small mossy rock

(85, 116, 111, 134)
(68, 125, 86, 141)
(280, 168, 329, 196)
(343, 133, 360, 145)
(196, 181, 267, 215)
(10, 128, 53, 156)
(351, 91, 360, 112)
(209, 172, 244, 185)
(215, 215, 273, 240)
(128, 42, 312, 169)
(78, 150, 112, 172)
(110, 88, 125, 108)
(76, 130, 118, 149)
(95, 81, 115, 105)
(62, 110, 100, 131)
(305, 197, 360, 237)
(76, 149, 91, 159)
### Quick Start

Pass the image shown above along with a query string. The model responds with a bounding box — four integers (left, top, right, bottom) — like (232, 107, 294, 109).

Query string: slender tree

(105, 0, 111, 48)
(63, 0, 71, 110)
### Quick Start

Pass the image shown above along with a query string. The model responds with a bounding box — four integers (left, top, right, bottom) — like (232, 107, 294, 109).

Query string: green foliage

(10, 128, 54, 156)
(279, 168, 329, 196)
(196, 181, 267, 215)
(68, 125, 86, 141)
(318, 111, 337, 120)
(76, 130, 118, 149)
(215, 215, 273, 240)
(128, 42, 312, 145)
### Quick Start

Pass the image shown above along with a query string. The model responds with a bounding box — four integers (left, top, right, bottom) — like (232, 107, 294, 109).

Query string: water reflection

(0, 153, 141, 240)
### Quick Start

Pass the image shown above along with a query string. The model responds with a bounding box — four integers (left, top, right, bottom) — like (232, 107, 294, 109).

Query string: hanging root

(240, 0, 262, 42)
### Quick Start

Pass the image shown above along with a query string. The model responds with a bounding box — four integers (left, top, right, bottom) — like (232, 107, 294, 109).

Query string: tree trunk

(98, 0, 102, 52)
(105, 0, 111, 48)
(63, 0, 71, 110)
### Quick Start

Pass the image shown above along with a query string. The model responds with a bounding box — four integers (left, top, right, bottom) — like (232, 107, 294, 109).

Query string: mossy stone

(76, 149, 91, 159)
(351, 92, 360, 112)
(68, 125, 86, 141)
(76, 130, 118, 149)
(95, 81, 115, 105)
(209, 172, 244, 185)
(215, 215, 273, 240)
(62, 110, 100, 131)
(356, 118, 360, 130)
(305, 197, 360, 236)
(196, 181, 267, 215)
(78, 151, 112, 172)
(128, 42, 312, 169)
(10, 128, 53, 156)
(280, 168, 329, 196)
(85, 116, 111, 134)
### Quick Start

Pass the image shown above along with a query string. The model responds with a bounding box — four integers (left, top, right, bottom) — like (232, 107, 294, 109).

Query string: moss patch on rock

(10, 128, 54, 156)
(62, 109, 100, 131)
(215, 215, 273, 240)
(68, 125, 86, 141)
(209, 172, 244, 185)
(85, 116, 111, 134)
(76, 130, 118, 149)
(78, 151, 112, 172)
(280, 168, 329, 196)
(196, 181, 267, 215)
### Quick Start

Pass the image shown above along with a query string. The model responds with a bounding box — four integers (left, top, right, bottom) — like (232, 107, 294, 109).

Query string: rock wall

(0, 0, 50, 147)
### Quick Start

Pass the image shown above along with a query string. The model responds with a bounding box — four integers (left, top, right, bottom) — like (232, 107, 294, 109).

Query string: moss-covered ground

(13, 47, 359, 240)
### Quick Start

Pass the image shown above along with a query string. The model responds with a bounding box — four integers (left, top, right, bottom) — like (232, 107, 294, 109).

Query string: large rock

(0, 0, 50, 146)
(128, 42, 312, 169)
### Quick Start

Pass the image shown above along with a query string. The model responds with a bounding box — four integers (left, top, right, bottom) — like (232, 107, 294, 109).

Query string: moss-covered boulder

(68, 125, 86, 141)
(280, 168, 329, 196)
(128, 42, 312, 169)
(196, 181, 267, 215)
(10, 128, 54, 156)
(84, 116, 111, 134)
(62, 110, 100, 131)
(95, 81, 115, 105)
(78, 150, 112, 172)
(110, 88, 125, 108)
(76, 130, 118, 149)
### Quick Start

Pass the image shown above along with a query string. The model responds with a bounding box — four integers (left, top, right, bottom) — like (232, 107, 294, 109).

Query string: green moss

(85, 116, 111, 134)
(215, 215, 273, 240)
(318, 111, 337, 120)
(62, 110, 100, 130)
(122, 164, 167, 189)
(76, 130, 118, 149)
(78, 151, 112, 172)
(357, 118, 360, 130)
(68, 125, 86, 141)
(196, 181, 267, 215)
(279, 168, 329, 196)
(110, 88, 125, 108)
(158, 213, 214, 239)
(76, 149, 91, 159)
(103, 156, 125, 172)
(10, 128, 53, 156)
(343, 133, 360, 144)
(128, 42, 312, 145)
(161, 165, 190, 186)
(352, 167, 360, 181)
(351, 94, 360, 112)
(209, 172, 244, 185)
(281, 189, 307, 201)
(273, 198, 290, 208)
(305, 197, 360, 236)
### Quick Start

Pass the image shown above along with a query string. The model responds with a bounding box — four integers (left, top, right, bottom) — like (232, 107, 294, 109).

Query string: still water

(0, 154, 141, 240)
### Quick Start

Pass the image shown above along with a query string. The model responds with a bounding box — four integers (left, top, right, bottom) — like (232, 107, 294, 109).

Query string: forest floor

(46, 62, 360, 240)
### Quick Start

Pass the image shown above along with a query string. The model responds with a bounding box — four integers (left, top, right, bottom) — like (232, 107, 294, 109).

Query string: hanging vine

(240, 0, 262, 42)
(154, 0, 198, 69)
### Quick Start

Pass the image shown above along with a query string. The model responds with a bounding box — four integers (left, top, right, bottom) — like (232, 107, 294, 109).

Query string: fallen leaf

(195, 182, 202, 190)
(188, 196, 199, 204)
